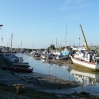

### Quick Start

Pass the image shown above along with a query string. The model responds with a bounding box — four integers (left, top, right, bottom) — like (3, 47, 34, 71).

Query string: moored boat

(70, 53, 99, 71)
(70, 24, 99, 71)
(56, 54, 69, 60)
(12, 62, 30, 67)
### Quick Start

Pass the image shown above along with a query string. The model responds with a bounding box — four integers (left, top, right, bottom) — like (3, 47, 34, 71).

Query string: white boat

(40, 54, 46, 59)
(70, 53, 99, 71)
(41, 54, 53, 59)
(70, 24, 99, 71)
(50, 50, 60, 55)
(30, 51, 36, 55)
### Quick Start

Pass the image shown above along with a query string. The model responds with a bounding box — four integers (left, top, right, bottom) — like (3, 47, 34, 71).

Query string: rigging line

(79, 25, 81, 47)
(65, 25, 67, 46)
(12, 34, 20, 48)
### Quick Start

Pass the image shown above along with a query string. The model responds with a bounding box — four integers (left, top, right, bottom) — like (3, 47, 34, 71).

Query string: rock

(12, 84, 26, 93)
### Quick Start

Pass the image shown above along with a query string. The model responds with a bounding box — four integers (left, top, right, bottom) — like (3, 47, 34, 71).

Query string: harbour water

(16, 53, 74, 81)
(16, 53, 99, 95)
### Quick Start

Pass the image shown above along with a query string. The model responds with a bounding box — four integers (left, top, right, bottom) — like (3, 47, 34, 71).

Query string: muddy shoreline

(0, 54, 99, 99)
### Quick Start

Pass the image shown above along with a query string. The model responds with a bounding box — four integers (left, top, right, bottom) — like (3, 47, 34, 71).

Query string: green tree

(47, 44, 55, 51)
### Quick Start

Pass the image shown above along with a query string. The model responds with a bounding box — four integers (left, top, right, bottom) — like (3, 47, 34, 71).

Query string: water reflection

(68, 68, 99, 86)
(41, 59, 46, 63)
(67, 67, 99, 94)
(16, 53, 99, 86)
(16, 53, 74, 81)
(15, 53, 99, 94)
(34, 57, 41, 61)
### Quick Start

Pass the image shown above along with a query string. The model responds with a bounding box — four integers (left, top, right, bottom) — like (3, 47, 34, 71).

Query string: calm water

(16, 53, 99, 94)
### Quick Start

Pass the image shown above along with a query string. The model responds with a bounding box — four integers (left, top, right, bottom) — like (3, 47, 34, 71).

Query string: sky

(0, 0, 99, 49)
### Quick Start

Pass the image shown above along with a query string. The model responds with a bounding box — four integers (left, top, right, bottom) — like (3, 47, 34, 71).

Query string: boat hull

(56, 55, 69, 60)
(71, 56, 99, 71)
(11, 67, 33, 73)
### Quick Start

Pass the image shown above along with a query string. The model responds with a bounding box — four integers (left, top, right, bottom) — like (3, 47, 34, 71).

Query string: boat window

(81, 50, 85, 54)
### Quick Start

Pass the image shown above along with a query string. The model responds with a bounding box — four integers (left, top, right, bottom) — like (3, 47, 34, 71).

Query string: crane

(79, 24, 90, 50)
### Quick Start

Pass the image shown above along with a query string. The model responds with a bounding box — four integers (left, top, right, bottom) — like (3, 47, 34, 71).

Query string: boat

(70, 51, 99, 71)
(61, 47, 71, 56)
(33, 51, 41, 57)
(12, 62, 30, 67)
(56, 54, 69, 60)
(50, 50, 60, 56)
(70, 24, 99, 71)
(11, 60, 32, 73)
(46, 53, 54, 59)
(30, 51, 36, 55)
(40, 53, 54, 60)
(11, 67, 33, 73)
(40, 54, 46, 59)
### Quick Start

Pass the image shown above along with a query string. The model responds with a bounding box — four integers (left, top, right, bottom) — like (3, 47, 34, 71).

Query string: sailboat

(55, 25, 71, 60)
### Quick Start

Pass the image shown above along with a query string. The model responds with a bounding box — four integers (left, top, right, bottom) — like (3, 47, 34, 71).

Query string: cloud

(60, 0, 91, 10)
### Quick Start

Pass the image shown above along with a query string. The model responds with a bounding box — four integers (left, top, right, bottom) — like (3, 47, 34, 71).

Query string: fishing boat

(70, 52, 99, 71)
(70, 25, 99, 71)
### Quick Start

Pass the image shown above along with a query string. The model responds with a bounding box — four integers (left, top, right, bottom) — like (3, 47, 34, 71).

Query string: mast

(0, 24, 3, 46)
(56, 38, 57, 49)
(11, 33, 13, 53)
(21, 41, 22, 53)
(32, 44, 33, 51)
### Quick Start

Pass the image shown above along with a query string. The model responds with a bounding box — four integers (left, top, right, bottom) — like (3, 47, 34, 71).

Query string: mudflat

(0, 55, 99, 99)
